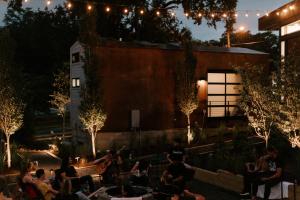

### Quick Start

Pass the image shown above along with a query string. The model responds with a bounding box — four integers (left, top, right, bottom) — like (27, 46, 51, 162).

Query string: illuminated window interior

(207, 72, 241, 117)
(72, 78, 80, 88)
(281, 19, 300, 36)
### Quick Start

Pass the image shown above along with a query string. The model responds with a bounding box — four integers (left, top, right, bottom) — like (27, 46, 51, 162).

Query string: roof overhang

(259, 0, 300, 31)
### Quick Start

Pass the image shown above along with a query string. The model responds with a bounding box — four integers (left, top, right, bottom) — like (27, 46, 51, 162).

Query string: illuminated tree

(50, 66, 70, 139)
(176, 42, 198, 144)
(79, 104, 107, 158)
(236, 65, 277, 147)
(273, 56, 300, 148)
(0, 87, 23, 168)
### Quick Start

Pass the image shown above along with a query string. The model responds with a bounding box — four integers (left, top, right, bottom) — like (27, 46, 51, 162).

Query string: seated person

(160, 161, 205, 200)
(244, 146, 283, 200)
(94, 150, 122, 185)
(167, 139, 186, 163)
(60, 156, 95, 193)
(0, 177, 12, 200)
(35, 169, 59, 200)
(130, 159, 150, 186)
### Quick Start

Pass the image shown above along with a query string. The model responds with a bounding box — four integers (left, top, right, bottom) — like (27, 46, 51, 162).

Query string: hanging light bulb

(106, 6, 111, 12)
(256, 13, 260, 17)
(289, 5, 295, 10)
(276, 12, 280, 16)
(46, 0, 51, 6)
(24, 0, 28, 3)
(185, 12, 189, 17)
(211, 13, 215, 18)
(245, 13, 249, 17)
(140, 10, 144, 15)
(265, 12, 269, 16)
(87, 4, 92, 11)
(198, 13, 202, 17)
(156, 11, 160, 16)
(222, 13, 227, 18)
(283, 9, 288, 14)
(124, 8, 129, 14)
(234, 13, 238, 18)
(67, 2, 72, 9)
(239, 26, 246, 32)
(171, 12, 175, 17)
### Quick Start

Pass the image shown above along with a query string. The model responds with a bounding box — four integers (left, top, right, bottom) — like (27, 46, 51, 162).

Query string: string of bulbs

(21, 0, 296, 19)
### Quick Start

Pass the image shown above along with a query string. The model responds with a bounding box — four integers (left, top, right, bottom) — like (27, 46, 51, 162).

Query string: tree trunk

(226, 31, 231, 48)
(187, 115, 192, 144)
(91, 132, 96, 158)
(6, 134, 11, 168)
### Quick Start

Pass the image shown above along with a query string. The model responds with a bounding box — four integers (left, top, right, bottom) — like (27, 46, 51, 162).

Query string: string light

(289, 5, 295, 10)
(171, 12, 175, 17)
(211, 13, 215, 18)
(140, 10, 144, 15)
(276, 12, 280, 16)
(234, 13, 238, 18)
(46, 0, 51, 6)
(87, 4, 92, 11)
(123, 8, 128, 14)
(222, 13, 227, 18)
(67, 2, 72, 9)
(265, 12, 269, 16)
(156, 11, 160, 16)
(238, 26, 246, 32)
(105, 6, 111, 12)
(245, 13, 249, 17)
(283, 9, 288, 14)
(256, 13, 260, 17)
(24, 0, 28, 2)
(185, 12, 189, 17)
(198, 13, 202, 17)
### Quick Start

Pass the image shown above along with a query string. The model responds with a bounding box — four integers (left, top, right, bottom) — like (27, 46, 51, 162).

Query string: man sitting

(35, 169, 59, 200)
(243, 146, 283, 200)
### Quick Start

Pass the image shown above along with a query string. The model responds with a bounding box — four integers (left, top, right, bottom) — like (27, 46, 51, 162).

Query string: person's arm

(263, 168, 282, 181)
(93, 155, 108, 164)
(130, 161, 139, 173)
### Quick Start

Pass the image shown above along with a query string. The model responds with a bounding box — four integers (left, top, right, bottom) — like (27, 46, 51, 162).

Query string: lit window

(72, 78, 80, 88)
(207, 72, 241, 117)
(281, 20, 300, 36)
(281, 41, 285, 59)
(72, 52, 80, 63)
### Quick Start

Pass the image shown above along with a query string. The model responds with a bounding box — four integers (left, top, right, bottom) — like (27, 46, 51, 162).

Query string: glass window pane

(208, 85, 225, 94)
(208, 96, 225, 105)
(226, 96, 240, 105)
(208, 73, 225, 83)
(226, 85, 242, 94)
(227, 107, 239, 116)
(72, 79, 76, 87)
(208, 107, 225, 117)
(226, 73, 241, 83)
(76, 79, 80, 87)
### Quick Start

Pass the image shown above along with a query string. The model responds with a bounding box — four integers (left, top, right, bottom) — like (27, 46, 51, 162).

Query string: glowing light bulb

(124, 8, 128, 14)
(222, 13, 227, 18)
(265, 12, 269, 16)
(234, 13, 238, 18)
(24, 0, 28, 2)
(276, 12, 280, 16)
(140, 10, 144, 15)
(171, 12, 175, 16)
(245, 13, 249, 17)
(211, 13, 215, 18)
(156, 11, 160, 16)
(87, 5, 92, 11)
(239, 26, 245, 32)
(289, 5, 295, 10)
(198, 13, 202, 17)
(256, 13, 260, 17)
(67, 2, 72, 9)
(185, 12, 189, 17)
(47, 0, 51, 5)
(106, 7, 111, 12)
(283, 9, 288, 14)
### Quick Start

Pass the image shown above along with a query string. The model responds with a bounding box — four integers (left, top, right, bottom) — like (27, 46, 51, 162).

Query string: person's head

(36, 169, 45, 180)
(55, 169, 66, 182)
(61, 156, 72, 168)
(267, 146, 279, 159)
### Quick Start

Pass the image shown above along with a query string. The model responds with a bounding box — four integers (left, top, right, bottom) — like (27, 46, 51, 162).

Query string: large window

(281, 19, 300, 36)
(72, 52, 80, 63)
(207, 72, 241, 117)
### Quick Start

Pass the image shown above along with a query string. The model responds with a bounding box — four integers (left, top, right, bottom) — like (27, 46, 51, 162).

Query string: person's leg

(263, 178, 281, 200)
(252, 172, 265, 199)
(79, 175, 95, 192)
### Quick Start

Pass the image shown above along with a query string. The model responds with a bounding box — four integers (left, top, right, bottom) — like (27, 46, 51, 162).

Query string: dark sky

(0, 0, 291, 40)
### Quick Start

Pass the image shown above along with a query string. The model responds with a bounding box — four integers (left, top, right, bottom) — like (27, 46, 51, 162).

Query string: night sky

(0, 0, 292, 40)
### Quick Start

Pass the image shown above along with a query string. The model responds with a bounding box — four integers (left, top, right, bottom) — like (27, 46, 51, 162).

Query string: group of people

(241, 146, 283, 200)
(18, 157, 95, 200)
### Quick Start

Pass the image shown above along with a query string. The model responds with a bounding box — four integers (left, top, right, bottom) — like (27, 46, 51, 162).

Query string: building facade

(70, 40, 268, 135)
(259, 0, 300, 58)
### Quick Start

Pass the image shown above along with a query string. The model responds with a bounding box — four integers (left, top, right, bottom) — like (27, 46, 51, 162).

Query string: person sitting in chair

(130, 159, 150, 187)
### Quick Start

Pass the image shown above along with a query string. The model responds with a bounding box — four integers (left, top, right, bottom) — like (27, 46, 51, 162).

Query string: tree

(236, 64, 277, 147)
(182, 0, 237, 47)
(273, 56, 300, 148)
(0, 28, 24, 168)
(176, 41, 198, 144)
(50, 65, 70, 139)
(79, 104, 107, 158)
